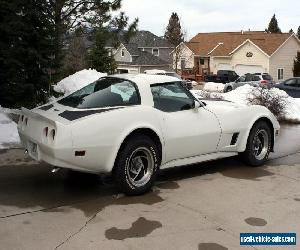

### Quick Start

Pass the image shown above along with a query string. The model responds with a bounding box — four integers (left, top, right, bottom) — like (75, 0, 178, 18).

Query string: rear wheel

(241, 121, 272, 166)
(113, 135, 159, 195)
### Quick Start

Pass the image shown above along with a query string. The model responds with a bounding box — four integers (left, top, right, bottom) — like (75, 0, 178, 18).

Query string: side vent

(230, 132, 239, 145)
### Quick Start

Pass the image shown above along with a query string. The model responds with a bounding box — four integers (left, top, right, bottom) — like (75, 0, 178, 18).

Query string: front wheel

(113, 135, 160, 195)
(241, 121, 272, 166)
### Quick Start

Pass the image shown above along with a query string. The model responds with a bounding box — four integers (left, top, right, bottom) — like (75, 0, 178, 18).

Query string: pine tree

(88, 29, 117, 74)
(293, 52, 300, 77)
(164, 13, 184, 47)
(267, 14, 281, 33)
(297, 26, 300, 39)
(44, 1, 137, 82)
(0, 0, 53, 108)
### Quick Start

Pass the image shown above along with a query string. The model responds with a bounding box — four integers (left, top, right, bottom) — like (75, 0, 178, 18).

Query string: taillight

(51, 129, 56, 140)
(25, 118, 28, 125)
(44, 127, 48, 137)
(21, 115, 24, 122)
(260, 80, 268, 85)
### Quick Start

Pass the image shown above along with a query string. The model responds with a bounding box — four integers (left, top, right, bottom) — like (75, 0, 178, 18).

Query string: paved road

(0, 125, 299, 250)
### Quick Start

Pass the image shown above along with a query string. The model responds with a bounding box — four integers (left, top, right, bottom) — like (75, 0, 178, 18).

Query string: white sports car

(18, 74, 280, 195)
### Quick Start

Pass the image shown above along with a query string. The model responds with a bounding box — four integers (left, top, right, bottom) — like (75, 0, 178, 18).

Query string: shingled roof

(128, 30, 172, 48)
(117, 50, 169, 66)
(186, 31, 294, 57)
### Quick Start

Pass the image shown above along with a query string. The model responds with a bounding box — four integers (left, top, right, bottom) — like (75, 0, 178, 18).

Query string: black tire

(225, 86, 233, 92)
(113, 134, 160, 195)
(241, 121, 272, 166)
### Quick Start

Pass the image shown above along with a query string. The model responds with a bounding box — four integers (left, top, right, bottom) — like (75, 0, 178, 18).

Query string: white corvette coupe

(18, 74, 280, 195)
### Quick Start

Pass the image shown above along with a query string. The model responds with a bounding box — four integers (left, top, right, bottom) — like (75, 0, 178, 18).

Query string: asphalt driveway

(0, 124, 299, 250)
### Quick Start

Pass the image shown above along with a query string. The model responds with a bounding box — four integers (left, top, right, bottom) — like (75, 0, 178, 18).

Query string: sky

(119, 0, 300, 39)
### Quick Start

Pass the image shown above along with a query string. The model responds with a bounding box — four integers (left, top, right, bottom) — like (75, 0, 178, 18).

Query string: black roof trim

(39, 104, 54, 111)
(59, 107, 124, 121)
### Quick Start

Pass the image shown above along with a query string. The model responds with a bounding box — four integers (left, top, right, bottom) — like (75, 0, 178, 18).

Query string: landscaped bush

(247, 87, 287, 120)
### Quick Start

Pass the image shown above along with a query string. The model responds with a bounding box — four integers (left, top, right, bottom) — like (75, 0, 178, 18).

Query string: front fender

(235, 106, 280, 152)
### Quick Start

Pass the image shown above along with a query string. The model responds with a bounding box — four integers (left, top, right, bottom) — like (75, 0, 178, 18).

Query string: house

(109, 31, 174, 74)
(172, 31, 300, 81)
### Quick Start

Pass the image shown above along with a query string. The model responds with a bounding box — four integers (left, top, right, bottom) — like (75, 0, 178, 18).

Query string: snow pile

(53, 69, 107, 95)
(0, 107, 20, 149)
(203, 82, 225, 92)
(192, 85, 300, 123)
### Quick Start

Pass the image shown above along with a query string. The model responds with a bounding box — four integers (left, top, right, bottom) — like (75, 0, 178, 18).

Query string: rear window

(58, 77, 140, 109)
(262, 75, 272, 81)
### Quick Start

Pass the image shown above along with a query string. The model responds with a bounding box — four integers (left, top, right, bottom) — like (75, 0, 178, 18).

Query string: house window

(277, 68, 283, 80)
(152, 48, 159, 56)
(180, 59, 186, 69)
(121, 49, 125, 57)
(200, 58, 205, 65)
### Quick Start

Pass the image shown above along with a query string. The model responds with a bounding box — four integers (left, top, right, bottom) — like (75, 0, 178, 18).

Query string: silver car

(224, 73, 274, 92)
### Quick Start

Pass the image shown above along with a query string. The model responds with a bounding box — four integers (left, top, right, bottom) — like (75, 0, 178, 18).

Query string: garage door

(235, 64, 264, 75)
(217, 63, 232, 71)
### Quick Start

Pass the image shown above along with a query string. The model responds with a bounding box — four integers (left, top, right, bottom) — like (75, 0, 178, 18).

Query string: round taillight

(51, 129, 56, 140)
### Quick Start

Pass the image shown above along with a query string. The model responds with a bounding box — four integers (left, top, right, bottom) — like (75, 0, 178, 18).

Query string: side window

(284, 79, 297, 87)
(245, 74, 252, 81)
(151, 82, 195, 112)
(252, 75, 261, 81)
(238, 75, 246, 82)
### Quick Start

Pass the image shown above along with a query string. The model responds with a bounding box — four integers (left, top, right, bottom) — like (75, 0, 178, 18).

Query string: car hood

(201, 99, 245, 115)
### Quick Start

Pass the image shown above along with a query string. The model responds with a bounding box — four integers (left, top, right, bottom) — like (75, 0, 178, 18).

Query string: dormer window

(121, 49, 125, 57)
(152, 48, 159, 56)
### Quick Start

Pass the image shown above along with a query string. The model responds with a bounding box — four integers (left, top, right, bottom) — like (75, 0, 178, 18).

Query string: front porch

(180, 56, 210, 81)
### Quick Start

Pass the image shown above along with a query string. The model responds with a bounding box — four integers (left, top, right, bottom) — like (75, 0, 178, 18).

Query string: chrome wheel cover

(126, 147, 154, 187)
(252, 129, 269, 160)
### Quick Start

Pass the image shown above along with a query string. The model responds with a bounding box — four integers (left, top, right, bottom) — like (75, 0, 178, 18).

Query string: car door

(281, 79, 298, 97)
(296, 79, 300, 98)
(235, 75, 246, 88)
(244, 74, 253, 86)
(151, 82, 221, 162)
(252, 75, 261, 86)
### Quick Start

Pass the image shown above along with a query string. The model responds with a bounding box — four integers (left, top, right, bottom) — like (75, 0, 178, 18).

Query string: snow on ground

(0, 107, 20, 149)
(53, 69, 107, 95)
(203, 82, 225, 92)
(191, 85, 300, 123)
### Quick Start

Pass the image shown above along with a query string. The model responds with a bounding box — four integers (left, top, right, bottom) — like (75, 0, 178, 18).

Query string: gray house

(108, 31, 174, 73)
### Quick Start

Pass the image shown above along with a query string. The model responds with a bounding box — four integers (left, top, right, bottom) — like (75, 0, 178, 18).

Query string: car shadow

(0, 154, 279, 218)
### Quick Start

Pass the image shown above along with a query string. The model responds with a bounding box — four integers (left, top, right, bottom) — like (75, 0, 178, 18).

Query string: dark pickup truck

(204, 70, 239, 83)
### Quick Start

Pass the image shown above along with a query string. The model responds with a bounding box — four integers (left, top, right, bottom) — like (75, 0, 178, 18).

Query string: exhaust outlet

(51, 167, 61, 173)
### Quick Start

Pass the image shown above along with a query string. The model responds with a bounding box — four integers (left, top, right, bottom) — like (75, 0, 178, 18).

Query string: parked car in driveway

(18, 74, 280, 195)
(275, 77, 300, 98)
(204, 70, 239, 83)
(224, 73, 274, 92)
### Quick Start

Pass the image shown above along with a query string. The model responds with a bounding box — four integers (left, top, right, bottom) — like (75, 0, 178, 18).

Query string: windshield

(57, 77, 140, 109)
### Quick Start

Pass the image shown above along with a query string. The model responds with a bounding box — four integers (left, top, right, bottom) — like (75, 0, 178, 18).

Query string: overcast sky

(120, 0, 300, 39)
